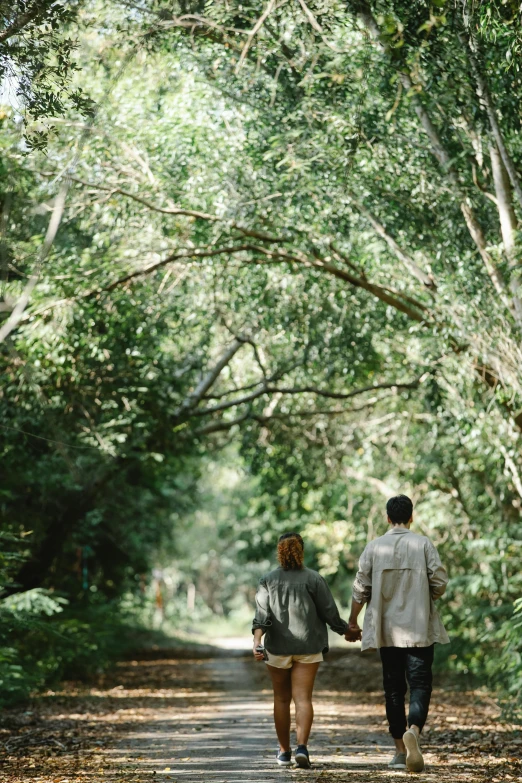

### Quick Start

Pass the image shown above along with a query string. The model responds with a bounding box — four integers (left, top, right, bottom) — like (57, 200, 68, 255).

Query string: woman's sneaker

(403, 728, 425, 772)
(388, 752, 407, 769)
(276, 749, 292, 766)
(295, 744, 311, 768)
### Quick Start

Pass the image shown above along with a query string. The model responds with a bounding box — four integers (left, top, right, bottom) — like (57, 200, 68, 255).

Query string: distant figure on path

(346, 495, 449, 773)
(252, 532, 349, 769)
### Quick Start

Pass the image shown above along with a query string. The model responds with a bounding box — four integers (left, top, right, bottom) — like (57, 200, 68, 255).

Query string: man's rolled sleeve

(352, 545, 372, 604)
(252, 578, 272, 633)
(425, 540, 448, 599)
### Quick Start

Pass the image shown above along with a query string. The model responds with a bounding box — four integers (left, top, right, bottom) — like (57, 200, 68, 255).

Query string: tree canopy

(0, 0, 521, 712)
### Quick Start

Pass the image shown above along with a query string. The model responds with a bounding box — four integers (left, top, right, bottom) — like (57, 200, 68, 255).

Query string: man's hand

(253, 642, 265, 661)
(346, 598, 364, 642)
(344, 622, 362, 642)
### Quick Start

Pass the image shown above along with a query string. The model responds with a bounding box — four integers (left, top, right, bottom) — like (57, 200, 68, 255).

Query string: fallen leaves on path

(0, 648, 520, 783)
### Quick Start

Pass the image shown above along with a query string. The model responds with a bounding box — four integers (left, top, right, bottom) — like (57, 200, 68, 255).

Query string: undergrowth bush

(0, 591, 145, 707)
(0, 533, 145, 707)
(494, 599, 522, 721)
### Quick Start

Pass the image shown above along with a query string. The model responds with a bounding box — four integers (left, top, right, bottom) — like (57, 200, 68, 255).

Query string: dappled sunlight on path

(1, 647, 520, 782)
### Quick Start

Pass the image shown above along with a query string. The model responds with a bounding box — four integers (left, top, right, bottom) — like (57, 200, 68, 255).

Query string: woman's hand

(253, 642, 265, 661)
(345, 622, 362, 642)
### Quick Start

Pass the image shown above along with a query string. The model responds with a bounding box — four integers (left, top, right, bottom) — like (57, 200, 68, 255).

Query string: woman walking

(252, 532, 349, 768)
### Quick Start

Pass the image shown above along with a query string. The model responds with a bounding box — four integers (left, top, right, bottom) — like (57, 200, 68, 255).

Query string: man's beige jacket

(352, 527, 450, 651)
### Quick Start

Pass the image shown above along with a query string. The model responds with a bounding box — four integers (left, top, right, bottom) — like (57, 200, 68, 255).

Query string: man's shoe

(276, 749, 292, 766)
(403, 728, 424, 772)
(295, 745, 311, 769)
(388, 752, 407, 769)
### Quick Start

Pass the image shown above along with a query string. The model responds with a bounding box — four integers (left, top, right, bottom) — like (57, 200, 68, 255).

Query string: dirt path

(1, 647, 521, 782)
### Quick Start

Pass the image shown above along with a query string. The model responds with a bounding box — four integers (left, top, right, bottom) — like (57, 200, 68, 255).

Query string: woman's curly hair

(277, 532, 304, 570)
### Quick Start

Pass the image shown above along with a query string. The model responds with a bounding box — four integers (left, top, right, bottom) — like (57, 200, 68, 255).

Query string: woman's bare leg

(266, 665, 293, 751)
(291, 662, 320, 746)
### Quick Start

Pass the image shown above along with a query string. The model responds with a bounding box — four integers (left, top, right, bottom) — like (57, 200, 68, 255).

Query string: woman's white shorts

(265, 652, 323, 669)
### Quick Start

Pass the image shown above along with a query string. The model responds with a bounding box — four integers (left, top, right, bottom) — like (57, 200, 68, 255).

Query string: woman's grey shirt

(252, 566, 348, 655)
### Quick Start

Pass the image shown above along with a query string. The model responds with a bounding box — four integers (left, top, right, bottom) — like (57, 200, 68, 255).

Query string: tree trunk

(490, 144, 522, 319)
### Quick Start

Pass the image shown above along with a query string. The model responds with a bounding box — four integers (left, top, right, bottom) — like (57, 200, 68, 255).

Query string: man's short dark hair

(386, 495, 413, 525)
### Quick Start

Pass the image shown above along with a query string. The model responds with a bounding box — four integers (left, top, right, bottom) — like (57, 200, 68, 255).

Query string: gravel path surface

(1, 646, 520, 782)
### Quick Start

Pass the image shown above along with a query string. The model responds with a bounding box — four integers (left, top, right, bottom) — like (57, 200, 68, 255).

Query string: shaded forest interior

(0, 0, 521, 744)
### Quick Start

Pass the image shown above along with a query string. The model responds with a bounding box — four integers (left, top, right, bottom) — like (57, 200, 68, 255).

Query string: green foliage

(0, 1, 95, 150)
(0, 592, 147, 707)
(1, 0, 522, 715)
(0, 530, 144, 707)
(493, 598, 522, 719)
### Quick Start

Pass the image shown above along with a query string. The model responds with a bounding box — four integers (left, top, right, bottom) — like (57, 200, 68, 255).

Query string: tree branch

(0, 0, 55, 43)
(203, 360, 304, 399)
(350, 196, 436, 290)
(490, 145, 518, 255)
(459, 201, 513, 311)
(86, 244, 261, 295)
(237, 0, 276, 71)
(86, 234, 428, 323)
(351, 0, 516, 317)
(460, 23, 522, 211)
(69, 176, 285, 243)
(173, 338, 247, 418)
(489, 145, 522, 320)
(0, 181, 69, 344)
(247, 245, 428, 321)
(191, 394, 402, 436)
(192, 413, 250, 436)
(191, 379, 420, 416)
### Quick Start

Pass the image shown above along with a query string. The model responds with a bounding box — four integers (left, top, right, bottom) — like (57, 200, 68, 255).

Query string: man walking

(346, 495, 449, 772)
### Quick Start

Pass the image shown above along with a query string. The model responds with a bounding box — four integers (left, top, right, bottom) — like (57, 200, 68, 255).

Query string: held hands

(344, 622, 362, 643)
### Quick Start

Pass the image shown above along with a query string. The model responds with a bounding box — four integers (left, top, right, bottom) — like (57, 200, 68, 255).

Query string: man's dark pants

(379, 645, 434, 739)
